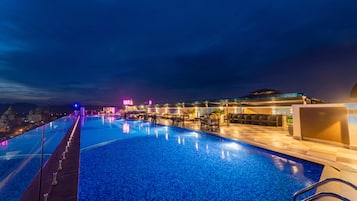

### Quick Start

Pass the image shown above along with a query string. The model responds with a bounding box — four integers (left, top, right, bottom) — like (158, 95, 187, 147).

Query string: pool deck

(157, 119, 357, 199)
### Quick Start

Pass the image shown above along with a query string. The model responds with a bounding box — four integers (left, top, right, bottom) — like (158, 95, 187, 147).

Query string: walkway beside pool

(156, 118, 357, 199)
(20, 116, 80, 201)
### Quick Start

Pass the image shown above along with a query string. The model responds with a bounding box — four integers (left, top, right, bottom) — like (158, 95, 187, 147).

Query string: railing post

(293, 178, 357, 201)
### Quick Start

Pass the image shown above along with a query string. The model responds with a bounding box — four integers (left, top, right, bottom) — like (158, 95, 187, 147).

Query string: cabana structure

(144, 89, 323, 127)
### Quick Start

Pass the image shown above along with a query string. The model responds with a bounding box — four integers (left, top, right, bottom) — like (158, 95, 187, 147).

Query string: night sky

(1, 0, 357, 105)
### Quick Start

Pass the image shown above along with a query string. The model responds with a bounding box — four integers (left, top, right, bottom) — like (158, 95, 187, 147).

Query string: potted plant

(287, 116, 293, 135)
(187, 108, 196, 120)
(211, 109, 225, 123)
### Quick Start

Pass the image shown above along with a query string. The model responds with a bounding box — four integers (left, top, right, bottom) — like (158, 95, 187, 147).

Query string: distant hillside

(47, 104, 104, 114)
(0, 103, 107, 117)
(0, 104, 9, 115)
(13, 103, 39, 116)
(48, 104, 75, 114)
(0, 103, 38, 117)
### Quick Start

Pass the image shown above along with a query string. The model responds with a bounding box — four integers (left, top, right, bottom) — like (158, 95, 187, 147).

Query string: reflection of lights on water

(165, 133, 168, 140)
(107, 116, 115, 123)
(155, 130, 159, 138)
(194, 132, 199, 138)
(272, 156, 300, 173)
(147, 127, 151, 135)
(272, 156, 285, 171)
(304, 180, 314, 186)
(81, 117, 85, 127)
(291, 165, 298, 174)
(123, 122, 130, 134)
(50, 122, 53, 129)
(224, 142, 242, 151)
(0, 140, 9, 149)
(195, 142, 199, 151)
(221, 149, 225, 159)
(164, 126, 168, 132)
(182, 138, 185, 145)
(101, 116, 105, 125)
(177, 136, 181, 144)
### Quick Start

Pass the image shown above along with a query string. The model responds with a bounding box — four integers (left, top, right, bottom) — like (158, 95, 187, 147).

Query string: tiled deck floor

(157, 119, 357, 199)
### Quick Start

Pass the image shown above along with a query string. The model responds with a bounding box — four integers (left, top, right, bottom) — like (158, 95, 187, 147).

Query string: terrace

(3, 108, 357, 200)
(3, 90, 357, 200)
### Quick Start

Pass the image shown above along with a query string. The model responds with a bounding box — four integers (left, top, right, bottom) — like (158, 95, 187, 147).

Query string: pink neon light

(123, 99, 133, 106)
(0, 140, 8, 149)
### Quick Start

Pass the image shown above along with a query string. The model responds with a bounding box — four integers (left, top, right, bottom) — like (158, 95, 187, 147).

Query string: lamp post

(205, 101, 208, 116)
(226, 101, 229, 127)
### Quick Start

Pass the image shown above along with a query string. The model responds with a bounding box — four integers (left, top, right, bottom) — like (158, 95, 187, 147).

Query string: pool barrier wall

(19, 115, 81, 201)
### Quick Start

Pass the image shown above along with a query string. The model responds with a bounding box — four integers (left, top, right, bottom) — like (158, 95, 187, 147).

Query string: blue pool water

(79, 116, 323, 201)
(0, 117, 75, 201)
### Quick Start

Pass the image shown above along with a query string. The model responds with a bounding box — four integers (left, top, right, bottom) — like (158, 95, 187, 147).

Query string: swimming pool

(79, 116, 323, 200)
(0, 117, 75, 201)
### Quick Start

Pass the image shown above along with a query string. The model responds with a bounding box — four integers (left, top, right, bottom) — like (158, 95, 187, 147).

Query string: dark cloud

(1, 0, 357, 104)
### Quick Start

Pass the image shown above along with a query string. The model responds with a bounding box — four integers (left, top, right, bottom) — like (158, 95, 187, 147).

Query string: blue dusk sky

(1, 0, 357, 105)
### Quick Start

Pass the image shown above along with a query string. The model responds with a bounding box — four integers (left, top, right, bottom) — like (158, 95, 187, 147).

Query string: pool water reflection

(79, 117, 323, 201)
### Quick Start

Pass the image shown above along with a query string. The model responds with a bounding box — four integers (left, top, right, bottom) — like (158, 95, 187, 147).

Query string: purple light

(123, 99, 133, 106)
(73, 103, 80, 109)
(148, 100, 152, 105)
(0, 140, 8, 149)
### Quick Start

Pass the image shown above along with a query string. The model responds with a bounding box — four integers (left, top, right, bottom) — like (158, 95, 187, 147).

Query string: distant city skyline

(1, 0, 357, 105)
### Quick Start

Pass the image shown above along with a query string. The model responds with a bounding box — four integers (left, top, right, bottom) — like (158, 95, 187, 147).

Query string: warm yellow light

(291, 166, 298, 174)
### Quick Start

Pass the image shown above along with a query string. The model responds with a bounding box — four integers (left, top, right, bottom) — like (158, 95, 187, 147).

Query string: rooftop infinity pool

(79, 116, 323, 200)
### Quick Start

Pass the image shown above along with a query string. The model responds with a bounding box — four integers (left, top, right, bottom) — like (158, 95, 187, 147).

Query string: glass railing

(0, 116, 76, 201)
